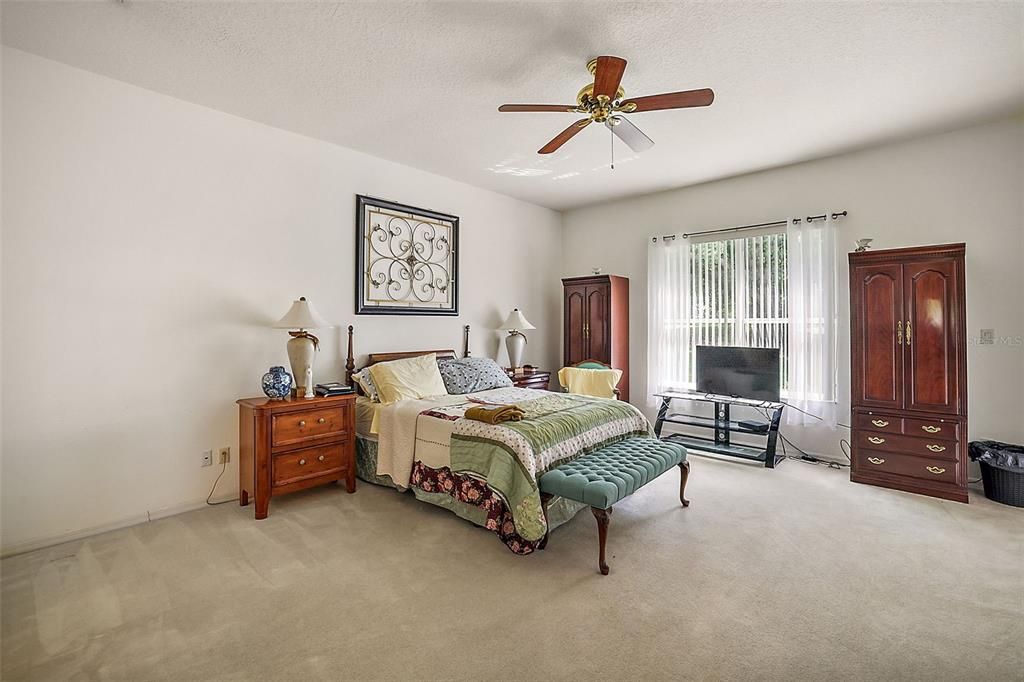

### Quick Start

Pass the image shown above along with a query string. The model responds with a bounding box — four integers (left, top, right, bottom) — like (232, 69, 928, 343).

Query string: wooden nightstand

(237, 393, 357, 519)
(507, 368, 551, 391)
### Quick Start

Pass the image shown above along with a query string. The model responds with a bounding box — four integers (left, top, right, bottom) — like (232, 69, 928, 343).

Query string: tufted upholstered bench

(538, 437, 689, 574)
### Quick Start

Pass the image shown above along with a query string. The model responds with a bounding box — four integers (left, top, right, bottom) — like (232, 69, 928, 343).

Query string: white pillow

(367, 353, 448, 404)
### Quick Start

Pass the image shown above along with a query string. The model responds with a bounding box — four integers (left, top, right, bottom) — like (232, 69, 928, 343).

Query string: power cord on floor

(206, 460, 237, 506)
(758, 406, 851, 469)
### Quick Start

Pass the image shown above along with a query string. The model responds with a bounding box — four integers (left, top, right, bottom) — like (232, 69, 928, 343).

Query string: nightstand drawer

(855, 450, 957, 484)
(273, 443, 347, 487)
(272, 406, 349, 447)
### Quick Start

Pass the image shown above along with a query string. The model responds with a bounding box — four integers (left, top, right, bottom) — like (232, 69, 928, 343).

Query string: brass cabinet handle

(905, 321, 912, 344)
(926, 466, 946, 475)
(318, 417, 326, 424)
(926, 444, 947, 453)
(867, 436, 886, 444)
(298, 420, 306, 427)
(317, 454, 326, 462)
(871, 419, 890, 428)
(298, 458, 307, 466)
(867, 457, 885, 465)
(896, 321, 903, 345)
(921, 425, 941, 433)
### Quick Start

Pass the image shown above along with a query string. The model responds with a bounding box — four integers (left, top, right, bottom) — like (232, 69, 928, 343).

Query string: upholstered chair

(558, 360, 622, 399)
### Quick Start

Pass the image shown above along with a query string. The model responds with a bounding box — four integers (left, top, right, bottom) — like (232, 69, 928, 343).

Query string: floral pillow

(351, 368, 380, 402)
(437, 357, 513, 395)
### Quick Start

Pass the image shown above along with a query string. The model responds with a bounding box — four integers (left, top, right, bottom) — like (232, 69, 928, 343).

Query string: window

(685, 232, 789, 389)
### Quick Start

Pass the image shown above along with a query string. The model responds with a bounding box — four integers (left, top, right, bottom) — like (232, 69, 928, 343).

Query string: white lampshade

(498, 308, 536, 331)
(273, 297, 330, 330)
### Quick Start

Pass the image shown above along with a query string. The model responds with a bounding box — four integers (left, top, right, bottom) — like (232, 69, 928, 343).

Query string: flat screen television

(696, 345, 781, 402)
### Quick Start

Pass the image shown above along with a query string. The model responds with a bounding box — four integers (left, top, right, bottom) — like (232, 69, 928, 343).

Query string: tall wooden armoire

(562, 275, 630, 402)
(849, 243, 968, 503)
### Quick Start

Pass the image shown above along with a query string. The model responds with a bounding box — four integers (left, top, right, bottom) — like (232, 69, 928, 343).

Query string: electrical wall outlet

(201, 450, 213, 467)
(979, 329, 995, 345)
(219, 447, 231, 464)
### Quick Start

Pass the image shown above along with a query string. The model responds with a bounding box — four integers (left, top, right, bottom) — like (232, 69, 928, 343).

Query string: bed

(344, 326, 654, 554)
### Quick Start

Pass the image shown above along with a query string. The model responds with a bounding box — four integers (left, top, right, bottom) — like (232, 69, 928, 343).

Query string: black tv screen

(696, 346, 781, 402)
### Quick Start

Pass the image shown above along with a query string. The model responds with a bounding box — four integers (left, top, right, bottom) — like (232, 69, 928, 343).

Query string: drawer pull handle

(298, 458, 307, 466)
(921, 425, 941, 433)
(317, 455, 326, 462)
(867, 457, 885, 465)
(926, 466, 946, 475)
(871, 419, 890, 428)
(298, 420, 306, 427)
(318, 417, 326, 424)
(926, 444, 947, 453)
(867, 436, 886, 444)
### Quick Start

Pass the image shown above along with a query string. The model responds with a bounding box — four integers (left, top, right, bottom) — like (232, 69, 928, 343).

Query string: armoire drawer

(857, 432, 958, 461)
(902, 417, 959, 441)
(855, 414, 903, 434)
(855, 450, 957, 484)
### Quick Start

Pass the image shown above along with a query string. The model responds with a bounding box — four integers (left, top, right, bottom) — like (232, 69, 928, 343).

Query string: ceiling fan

(498, 56, 714, 155)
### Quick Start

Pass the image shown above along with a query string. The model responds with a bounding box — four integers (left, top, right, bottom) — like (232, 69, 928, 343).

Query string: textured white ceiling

(3, 1, 1022, 210)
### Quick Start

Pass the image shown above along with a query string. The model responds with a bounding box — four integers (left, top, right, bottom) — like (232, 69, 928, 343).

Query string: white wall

(0, 48, 563, 553)
(562, 116, 1024, 460)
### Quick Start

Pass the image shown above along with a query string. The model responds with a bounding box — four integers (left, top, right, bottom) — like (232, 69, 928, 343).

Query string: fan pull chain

(610, 126, 615, 170)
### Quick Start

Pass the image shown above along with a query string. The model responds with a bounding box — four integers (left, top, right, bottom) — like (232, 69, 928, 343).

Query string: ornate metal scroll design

(366, 213, 452, 304)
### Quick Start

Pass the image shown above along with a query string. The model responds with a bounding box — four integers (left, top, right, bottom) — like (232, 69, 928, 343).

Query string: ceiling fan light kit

(498, 55, 714, 155)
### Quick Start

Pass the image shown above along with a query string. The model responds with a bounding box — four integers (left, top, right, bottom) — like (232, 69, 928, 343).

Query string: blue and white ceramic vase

(262, 366, 293, 400)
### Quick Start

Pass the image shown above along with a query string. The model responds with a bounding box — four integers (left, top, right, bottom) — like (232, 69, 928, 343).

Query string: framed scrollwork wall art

(355, 195, 459, 316)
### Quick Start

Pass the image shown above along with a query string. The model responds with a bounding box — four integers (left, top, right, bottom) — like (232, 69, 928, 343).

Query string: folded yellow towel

(465, 404, 525, 424)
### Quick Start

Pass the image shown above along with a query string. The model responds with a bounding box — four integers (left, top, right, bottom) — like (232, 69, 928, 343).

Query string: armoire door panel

(585, 285, 609, 361)
(564, 285, 587, 365)
(853, 264, 904, 410)
(904, 260, 959, 414)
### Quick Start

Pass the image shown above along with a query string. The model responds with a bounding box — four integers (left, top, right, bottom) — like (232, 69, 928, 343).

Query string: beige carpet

(2, 455, 1021, 681)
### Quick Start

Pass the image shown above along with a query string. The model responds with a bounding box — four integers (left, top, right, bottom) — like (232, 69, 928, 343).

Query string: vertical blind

(686, 232, 789, 387)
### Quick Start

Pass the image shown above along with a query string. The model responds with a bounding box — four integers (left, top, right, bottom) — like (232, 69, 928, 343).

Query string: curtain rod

(652, 210, 847, 242)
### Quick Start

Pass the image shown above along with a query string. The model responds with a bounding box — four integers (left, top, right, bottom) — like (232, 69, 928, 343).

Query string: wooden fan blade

(538, 118, 591, 154)
(620, 88, 715, 112)
(592, 56, 627, 99)
(498, 104, 578, 113)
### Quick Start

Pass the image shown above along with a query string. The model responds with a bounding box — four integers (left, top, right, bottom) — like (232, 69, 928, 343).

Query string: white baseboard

(0, 492, 238, 559)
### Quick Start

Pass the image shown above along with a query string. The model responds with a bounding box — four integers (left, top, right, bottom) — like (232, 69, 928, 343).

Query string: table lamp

(274, 297, 330, 398)
(498, 308, 535, 372)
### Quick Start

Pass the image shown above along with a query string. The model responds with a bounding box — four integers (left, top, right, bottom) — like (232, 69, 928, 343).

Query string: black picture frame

(354, 194, 459, 316)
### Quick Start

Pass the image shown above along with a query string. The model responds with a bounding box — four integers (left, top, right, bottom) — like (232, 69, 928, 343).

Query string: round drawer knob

(298, 458, 307, 466)
(318, 455, 326, 462)
(298, 420, 306, 427)
(318, 417, 326, 424)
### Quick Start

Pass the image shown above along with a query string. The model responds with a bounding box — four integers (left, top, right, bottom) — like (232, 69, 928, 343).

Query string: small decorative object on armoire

(261, 366, 293, 400)
(562, 275, 629, 402)
(498, 308, 535, 371)
(849, 243, 968, 503)
(854, 238, 873, 252)
(273, 297, 330, 397)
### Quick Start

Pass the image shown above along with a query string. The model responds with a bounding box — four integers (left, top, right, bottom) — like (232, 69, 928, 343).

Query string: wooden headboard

(344, 324, 471, 386)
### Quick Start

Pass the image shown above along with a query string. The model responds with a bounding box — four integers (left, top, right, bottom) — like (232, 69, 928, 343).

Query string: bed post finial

(345, 325, 355, 385)
(463, 324, 471, 358)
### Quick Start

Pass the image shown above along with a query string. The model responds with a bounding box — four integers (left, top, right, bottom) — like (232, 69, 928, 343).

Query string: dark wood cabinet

(849, 244, 967, 503)
(562, 275, 629, 402)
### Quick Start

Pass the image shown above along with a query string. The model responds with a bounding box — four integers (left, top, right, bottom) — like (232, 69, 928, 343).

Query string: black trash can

(968, 440, 1024, 507)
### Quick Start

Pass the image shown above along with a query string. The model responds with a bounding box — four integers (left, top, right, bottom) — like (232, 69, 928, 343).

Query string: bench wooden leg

(678, 461, 691, 507)
(539, 493, 553, 550)
(591, 506, 612, 575)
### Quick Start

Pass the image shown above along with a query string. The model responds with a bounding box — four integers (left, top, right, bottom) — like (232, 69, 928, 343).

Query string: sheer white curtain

(647, 235, 692, 405)
(785, 216, 838, 427)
